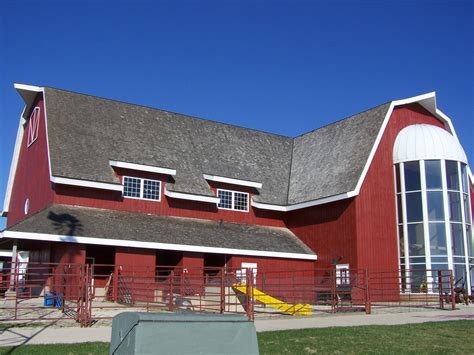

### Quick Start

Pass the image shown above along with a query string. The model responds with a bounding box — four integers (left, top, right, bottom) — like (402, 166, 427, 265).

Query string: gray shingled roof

(8, 205, 315, 255)
(43, 87, 391, 205)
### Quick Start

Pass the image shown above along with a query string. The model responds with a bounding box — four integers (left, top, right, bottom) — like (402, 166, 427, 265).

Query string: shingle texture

(43, 87, 391, 205)
(9, 205, 315, 255)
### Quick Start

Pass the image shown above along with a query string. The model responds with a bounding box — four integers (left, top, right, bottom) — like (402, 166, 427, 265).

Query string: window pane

(143, 179, 160, 200)
(123, 177, 141, 198)
(467, 225, 473, 257)
(429, 223, 447, 255)
(397, 194, 402, 223)
(463, 193, 471, 224)
(398, 225, 405, 259)
(461, 164, 468, 193)
(427, 191, 444, 221)
(448, 192, 462, 222)
(408, 223, 425, 256)
(395, 164, 401, 193)
(409, 264, 427, 293)
(445, 161, 459, 191)
(425, 160, 442, 190)
(453, 264, 467, 289)
(406, 192, 423, 222)
(234, 192, 248, 211)
(218, 190, 232, 209)
(451, 223, 465, 256)
(404, 161, 421, 191)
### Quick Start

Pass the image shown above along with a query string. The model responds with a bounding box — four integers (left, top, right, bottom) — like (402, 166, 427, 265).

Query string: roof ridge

(43, 85, 293, 140)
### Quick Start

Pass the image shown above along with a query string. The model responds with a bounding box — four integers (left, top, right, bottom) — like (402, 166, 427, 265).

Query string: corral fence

(0, 262, 460, 326)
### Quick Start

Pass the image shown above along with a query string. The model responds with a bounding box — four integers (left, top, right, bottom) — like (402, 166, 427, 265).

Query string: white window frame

(336, 264, 350, 285)
(216, 189, 249, 212)
(27, 107, 40, 147)
(123, 176, 161, 202)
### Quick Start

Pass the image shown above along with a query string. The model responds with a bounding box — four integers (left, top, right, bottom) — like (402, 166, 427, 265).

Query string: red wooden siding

(285, 199, 358, 269)
(7, 94, 54, 227)
(53, 169, 285, 227)
(354, 103, 446, 272)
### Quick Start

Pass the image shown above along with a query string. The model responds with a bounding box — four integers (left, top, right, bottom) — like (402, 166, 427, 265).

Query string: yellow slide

(233, 284, 312, 316)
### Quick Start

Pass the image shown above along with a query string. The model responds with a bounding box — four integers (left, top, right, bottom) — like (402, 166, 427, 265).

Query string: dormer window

(27, 107, 40, 147)
(123, 176, 161, 201)
(217, 189, 249, 212)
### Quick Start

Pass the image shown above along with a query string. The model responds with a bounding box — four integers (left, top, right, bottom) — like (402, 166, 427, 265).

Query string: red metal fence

(0, 262, 460, 326)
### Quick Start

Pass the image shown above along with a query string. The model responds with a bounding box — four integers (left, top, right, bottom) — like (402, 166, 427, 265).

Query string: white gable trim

(164, 187, 220, 204)
(51, 176, 123, 192)
(203, 174, 263, 189)
(110, 160, 176, 176)
(0, 231, 317, 261)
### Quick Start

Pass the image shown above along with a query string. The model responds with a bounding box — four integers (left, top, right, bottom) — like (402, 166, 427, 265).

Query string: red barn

(1, 84, 473, 297)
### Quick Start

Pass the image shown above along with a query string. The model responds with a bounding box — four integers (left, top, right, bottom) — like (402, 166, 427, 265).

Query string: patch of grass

(0, 321, 472, 354)
(258, 320, 474, 354)
(0, 342, 109, 355)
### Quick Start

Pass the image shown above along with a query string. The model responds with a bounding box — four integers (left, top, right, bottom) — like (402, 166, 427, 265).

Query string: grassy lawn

(0, 320, 472, 354)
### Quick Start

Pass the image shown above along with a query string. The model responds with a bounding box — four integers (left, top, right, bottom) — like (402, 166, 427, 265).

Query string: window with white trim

(336, 264, 350, 285)
(123, 176, 161, 201)
(27, 107, 40, 147)
(217, 189, 249, 212)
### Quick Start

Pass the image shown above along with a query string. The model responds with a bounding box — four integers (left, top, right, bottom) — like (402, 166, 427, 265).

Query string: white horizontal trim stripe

(1, 231, 317, 261)
(251, 191, 357, 212)
(51, 176, 123, 192)
(164, 187, 220, 203)
(203, 174, 262, 189)
(110, 160, 176, 176)
(0, 251, 13, 257)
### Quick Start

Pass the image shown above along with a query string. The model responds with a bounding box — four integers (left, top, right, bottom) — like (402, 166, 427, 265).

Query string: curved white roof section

(393, 124, 468, 164)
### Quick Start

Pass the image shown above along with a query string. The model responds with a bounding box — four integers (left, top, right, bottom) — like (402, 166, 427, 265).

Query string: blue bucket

(44, 292, 55, 307)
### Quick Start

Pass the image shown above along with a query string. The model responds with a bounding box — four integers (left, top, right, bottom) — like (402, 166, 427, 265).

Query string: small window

(27, 107, 41, 147)
(217, 189, 249, 212)
(123, 176, 161, 201)
(336, 264, 350, 285)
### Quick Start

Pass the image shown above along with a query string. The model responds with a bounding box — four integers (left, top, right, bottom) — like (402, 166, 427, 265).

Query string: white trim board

(110, 160, 176, 176)
(51, 176, 123, 192)
(164, 187, 220, 204)
(203, 174, 262, 189)
(0, 231, 317, 261)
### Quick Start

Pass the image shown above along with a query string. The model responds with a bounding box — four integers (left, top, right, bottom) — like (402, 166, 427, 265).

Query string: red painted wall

(7, 94, 54, 227)
(355, 104, 446, 273)
(285, 199, 358, 269)
(53, 169, 285, 227)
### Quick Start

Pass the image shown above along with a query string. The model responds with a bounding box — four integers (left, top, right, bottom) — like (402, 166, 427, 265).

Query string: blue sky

(0, 0, 472, 229)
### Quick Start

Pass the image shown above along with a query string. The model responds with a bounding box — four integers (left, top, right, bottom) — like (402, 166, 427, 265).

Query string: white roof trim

(164, 187, 220, 204)
(1, 231, 317, 261)
(13, 83, 43, 92)
(252, 191, 357, 212)
(110, 160, 176, 176)
(0, 251, 13, 257)
(2, 107, 27, 216)
(203, 174, 263, 189)
(51, 176, 123, 192)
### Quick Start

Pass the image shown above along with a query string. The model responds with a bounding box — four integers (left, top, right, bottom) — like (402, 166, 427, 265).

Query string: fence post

(450, 270, 456, 310)
(220, 267, 225, 314)
(113, 266, 119, 302)
(365, 269, 371, 315)
(331, 268, 337, 313)
(246, 269, 254, 321)
(438, 270, 444, 309)
(169, 271, 174, 312)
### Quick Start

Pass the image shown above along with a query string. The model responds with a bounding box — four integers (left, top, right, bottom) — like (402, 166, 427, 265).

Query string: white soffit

(164, 187, 220, 204)
(203, 174, 262, 189)
(393, 124, 468, 164)
(110, 160, 176, 176)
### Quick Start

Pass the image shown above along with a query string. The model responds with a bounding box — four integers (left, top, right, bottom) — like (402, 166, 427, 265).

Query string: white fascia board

(251, 191, 357, 212)
(203, 174, 263, 189)
(110, 160, 176, 176)
(1, 231, 317, 261)
(164, 187, 220, 204)
(0, 251, 13, 257)
(2, 108, 27, 214)
(14, 83, 43, 92)
(51, 176, 123, 192)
